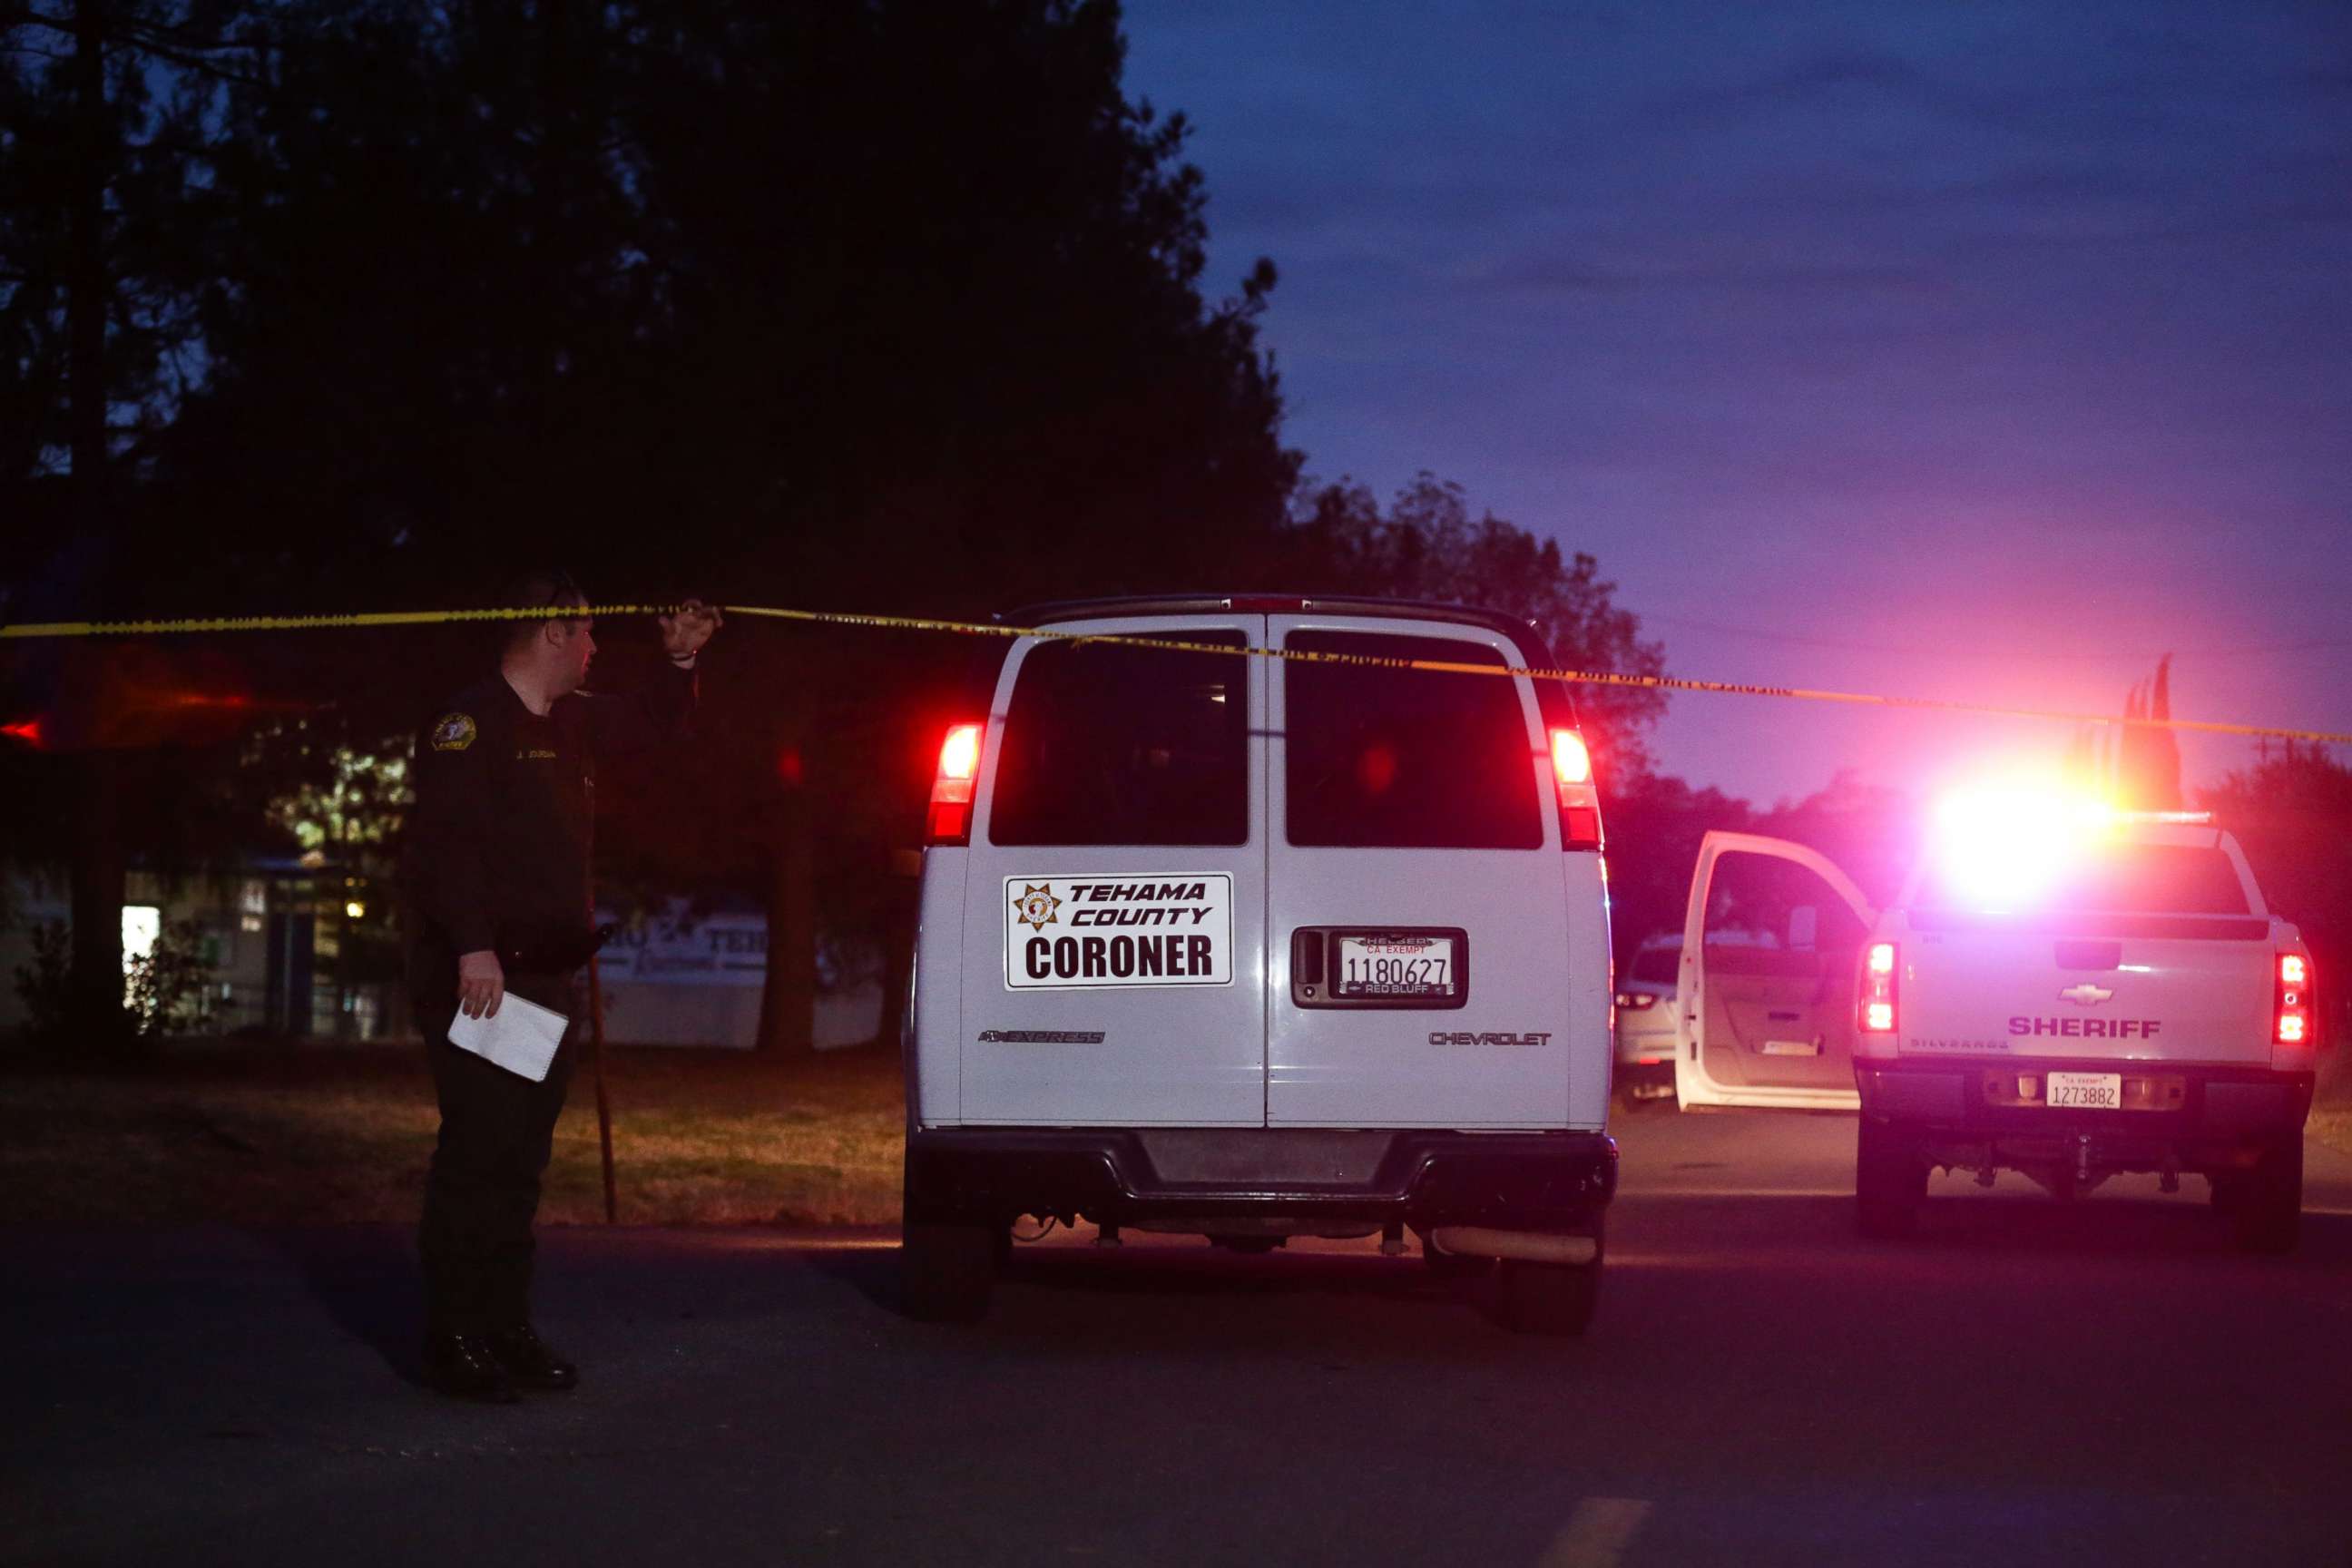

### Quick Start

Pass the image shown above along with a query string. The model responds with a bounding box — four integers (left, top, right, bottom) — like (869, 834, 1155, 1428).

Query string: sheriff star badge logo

(1013, 884, 1063, 932)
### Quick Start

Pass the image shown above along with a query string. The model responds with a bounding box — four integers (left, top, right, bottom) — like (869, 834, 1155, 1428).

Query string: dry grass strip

(0, 1042, 906, 1228)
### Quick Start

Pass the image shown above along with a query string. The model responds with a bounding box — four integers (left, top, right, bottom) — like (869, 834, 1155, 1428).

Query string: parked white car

(902, 595, 1619, 1330)
(1671, 811, 2318, 1249)
(1612, 935, 1681, 1100)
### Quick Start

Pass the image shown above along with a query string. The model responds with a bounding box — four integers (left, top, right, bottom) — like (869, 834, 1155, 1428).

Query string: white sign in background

(1003, 874, 1234, 989)
(593, 908, 768, 988)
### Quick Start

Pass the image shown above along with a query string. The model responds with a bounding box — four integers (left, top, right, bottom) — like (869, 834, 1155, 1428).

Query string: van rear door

(1264, 617, 1588, 1129)
(1676, 832, 1877, 1111)
(956, 617, 1268, 1126)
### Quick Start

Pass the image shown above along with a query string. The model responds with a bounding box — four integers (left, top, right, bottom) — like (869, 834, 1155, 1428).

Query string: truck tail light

(926, 721, 983, 846)
(1550, 729, 1602, 851)
(1858, 941, 1898, 1035)
(2276, 952, 2312, 1046)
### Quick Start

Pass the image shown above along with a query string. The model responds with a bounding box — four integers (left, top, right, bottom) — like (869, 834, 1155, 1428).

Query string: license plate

(1334, 934, 1457, 999)
(2046, 1072, 2122, 1110)
(1761, 1038, 1821, 1056)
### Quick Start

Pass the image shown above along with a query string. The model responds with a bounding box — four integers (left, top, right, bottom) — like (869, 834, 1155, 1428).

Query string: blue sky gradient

(1122, 0, 2352, 806)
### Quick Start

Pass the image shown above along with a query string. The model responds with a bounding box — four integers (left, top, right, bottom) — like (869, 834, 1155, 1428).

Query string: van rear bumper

(905, 1126, 1617, 1234)
(1855, 1056, 2313, 1167)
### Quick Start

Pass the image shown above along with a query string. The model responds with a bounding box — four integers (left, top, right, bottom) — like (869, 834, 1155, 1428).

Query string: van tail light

(1550, 729, 1602, 851)
(1858, 942, 1898, 1035)
(2276, 952, 2312, 1046)
(926, 721, 984, 846)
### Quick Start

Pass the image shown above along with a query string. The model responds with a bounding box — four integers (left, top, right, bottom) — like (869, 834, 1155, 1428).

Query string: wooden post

(756, 742, 817, 1053)
(587, 954, 617, 1224)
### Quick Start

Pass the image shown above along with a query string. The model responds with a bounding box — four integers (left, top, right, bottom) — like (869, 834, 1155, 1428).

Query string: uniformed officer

(405, 570, 720, 1402)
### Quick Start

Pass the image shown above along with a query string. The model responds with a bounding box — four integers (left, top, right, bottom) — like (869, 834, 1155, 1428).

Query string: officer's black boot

(423, 1333, 521, 1404)
(486, 1324, 578, 1391)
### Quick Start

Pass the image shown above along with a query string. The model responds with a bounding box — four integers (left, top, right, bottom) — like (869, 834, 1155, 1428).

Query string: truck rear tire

(902, 1220, 999, 1322)
(2233, 1136, 2302, 1255)
(1856, 1119, 1927, 1239)
(1497, 1256, 1600, 1336)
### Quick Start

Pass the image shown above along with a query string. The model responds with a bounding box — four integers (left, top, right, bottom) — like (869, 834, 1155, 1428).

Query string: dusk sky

(1122, 0, 2351, 808)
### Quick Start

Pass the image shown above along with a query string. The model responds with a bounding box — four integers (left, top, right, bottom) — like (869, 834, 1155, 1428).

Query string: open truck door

(1675, 832, 1876, 1112)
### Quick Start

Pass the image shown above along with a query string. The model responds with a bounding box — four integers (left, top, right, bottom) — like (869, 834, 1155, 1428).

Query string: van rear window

(1284, 632, 1542, 849)
(987, 634, 1249, 847)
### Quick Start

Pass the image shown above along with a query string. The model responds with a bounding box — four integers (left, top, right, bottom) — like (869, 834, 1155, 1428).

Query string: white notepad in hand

(446, 994, 569, 1083)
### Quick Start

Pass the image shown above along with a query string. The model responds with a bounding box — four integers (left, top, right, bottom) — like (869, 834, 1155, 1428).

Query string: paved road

(8, 1106, 2351, 1567)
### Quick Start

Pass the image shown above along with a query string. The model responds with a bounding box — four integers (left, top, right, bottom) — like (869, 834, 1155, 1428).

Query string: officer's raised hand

(659, 598, 722, 663)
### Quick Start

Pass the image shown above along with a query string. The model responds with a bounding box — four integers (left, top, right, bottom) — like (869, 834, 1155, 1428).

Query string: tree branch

(115, 32, 271, 89)
(117, 14, 259, 53)
(2, 5, 71, 35)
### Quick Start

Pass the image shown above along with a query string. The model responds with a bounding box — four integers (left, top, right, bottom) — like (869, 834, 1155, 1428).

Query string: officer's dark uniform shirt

(406, 663, 695, 1005)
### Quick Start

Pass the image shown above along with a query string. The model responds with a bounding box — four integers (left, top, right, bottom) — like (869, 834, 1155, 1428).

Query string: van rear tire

(1856, 1119, 1927, 1239)
(1497, 1256, 1600, 1337)
(2233, 1136, 2302, 1255)
(902, 1220, 998, 1322)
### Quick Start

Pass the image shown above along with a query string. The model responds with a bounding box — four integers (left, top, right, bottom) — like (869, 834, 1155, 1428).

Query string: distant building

(0, 858, 398, 1039)
(0, 873, 880, 1050)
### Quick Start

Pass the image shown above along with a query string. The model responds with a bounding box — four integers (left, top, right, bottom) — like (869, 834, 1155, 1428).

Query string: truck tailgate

(1901, 913, 2273, 1063)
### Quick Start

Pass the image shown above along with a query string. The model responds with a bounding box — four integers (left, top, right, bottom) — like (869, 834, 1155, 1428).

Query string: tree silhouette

(2200, 741, 2350, 1044)
(1274, 473, 1668, 777)
(3, 1, 1675, 1054)
(2, 0, 259, 1035)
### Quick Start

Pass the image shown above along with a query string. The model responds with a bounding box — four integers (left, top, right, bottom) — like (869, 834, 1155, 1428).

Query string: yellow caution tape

(5, 600, 2347, 746)
(0, 604, 679, 638)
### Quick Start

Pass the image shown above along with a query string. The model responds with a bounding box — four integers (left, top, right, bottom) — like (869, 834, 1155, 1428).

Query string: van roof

(998, 593, 1580, 728)
(997, 594, 1555, 669)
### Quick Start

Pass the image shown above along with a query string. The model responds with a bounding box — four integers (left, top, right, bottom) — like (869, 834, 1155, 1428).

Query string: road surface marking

(1538, 1497, 1652, 1568)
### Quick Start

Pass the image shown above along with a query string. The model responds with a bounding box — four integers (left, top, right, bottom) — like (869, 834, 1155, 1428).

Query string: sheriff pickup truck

(1669, 809, 2318, 1250)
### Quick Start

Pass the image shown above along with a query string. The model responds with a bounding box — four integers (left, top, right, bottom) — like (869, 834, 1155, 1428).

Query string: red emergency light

(2276, 952, 2312, 1047)
(927, 721, 984, 846)
(1858, 941, 1898, 1035)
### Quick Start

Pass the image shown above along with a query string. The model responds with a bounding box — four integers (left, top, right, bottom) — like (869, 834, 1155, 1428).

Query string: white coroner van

(900, 596, 1619, 1329)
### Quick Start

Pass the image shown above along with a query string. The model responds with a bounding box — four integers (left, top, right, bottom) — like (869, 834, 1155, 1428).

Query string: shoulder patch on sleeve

(430, 712, 477, 752)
